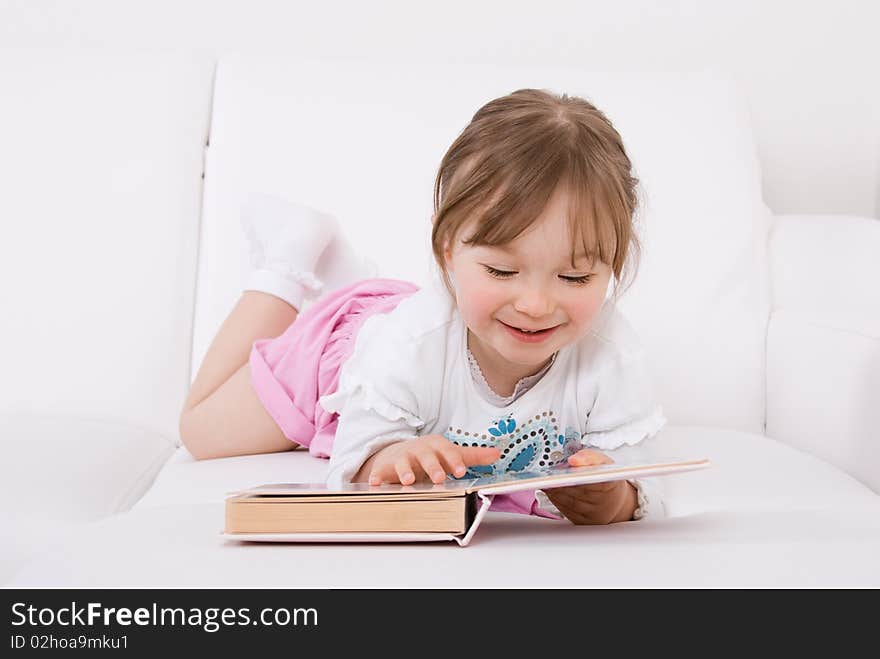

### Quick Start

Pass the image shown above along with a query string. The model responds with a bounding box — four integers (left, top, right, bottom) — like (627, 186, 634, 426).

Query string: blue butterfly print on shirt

(444, 413, 582, 478)
(488, 417, 516, 437)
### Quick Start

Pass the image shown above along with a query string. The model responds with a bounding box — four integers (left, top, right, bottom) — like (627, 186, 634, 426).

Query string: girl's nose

(512, 282, 555, 317)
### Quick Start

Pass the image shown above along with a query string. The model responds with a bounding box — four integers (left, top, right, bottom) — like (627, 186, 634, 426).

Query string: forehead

(451, 181, 606, 266)
(474, 195, 590, 257)
(482, 241, 592, 264)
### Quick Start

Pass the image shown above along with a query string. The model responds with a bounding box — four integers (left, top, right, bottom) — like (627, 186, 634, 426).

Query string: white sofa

(2, 51, 879, 588)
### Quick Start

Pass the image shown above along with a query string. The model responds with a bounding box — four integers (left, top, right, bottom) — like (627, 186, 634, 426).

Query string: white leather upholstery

(0, 413, 176, 583)
(133, 426, 876, 514)
(767, 214, 880, 492)
(0, 49, 213, 442)
(2, 52, 879, 587)
(9, 427, 880, 587)
(0, 49, 212, 584)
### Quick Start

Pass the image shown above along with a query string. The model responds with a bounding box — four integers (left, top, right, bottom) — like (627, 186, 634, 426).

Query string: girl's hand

(354, 434, 501, 486)
(567, 447, 613, 468)
(542, 448, 639, 524)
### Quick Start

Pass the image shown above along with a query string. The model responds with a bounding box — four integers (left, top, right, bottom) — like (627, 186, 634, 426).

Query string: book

(221, 456, 711, 546)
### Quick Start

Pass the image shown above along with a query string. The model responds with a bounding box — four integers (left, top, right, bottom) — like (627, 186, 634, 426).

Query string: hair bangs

(460, 150, 568, 250)
(564, 163, 620, 273)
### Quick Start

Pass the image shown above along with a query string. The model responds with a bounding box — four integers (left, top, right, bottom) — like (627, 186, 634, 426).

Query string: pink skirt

(249, 277, 420, 459)
(248, 276, 563, 522)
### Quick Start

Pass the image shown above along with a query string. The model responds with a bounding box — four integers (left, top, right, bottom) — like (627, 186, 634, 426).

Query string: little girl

(180, 88, 667, 525)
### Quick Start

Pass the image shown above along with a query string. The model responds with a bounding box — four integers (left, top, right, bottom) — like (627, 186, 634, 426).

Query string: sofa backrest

(193, 55, 773, 435)
(0, 49, 213, 442)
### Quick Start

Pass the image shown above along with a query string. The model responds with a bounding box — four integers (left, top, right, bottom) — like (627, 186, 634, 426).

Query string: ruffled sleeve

(578, 345, 669, 520)
(319, 312, 441, 489)
(582, 347, 667, 451)
(323, 391, 426, 489)
(602, 439, 668, 520)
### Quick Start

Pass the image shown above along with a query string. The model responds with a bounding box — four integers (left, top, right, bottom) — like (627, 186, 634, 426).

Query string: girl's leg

(183, 291, 297, 411)
(180, 194, 347, 459)
(179, 291, 299, 459)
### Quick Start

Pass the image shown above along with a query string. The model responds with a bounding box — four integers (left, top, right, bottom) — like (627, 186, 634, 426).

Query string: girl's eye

(483, 266, 593, 285)
(484, 266, 515, 279)
(559, 274, 593, 285)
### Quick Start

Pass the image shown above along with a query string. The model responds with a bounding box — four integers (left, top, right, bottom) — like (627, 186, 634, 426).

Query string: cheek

(456, 280, 501, 323)
(567, 289, 606, 327)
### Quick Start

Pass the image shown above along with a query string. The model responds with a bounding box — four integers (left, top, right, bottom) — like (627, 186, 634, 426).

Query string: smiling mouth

(501, 321, 557, 334)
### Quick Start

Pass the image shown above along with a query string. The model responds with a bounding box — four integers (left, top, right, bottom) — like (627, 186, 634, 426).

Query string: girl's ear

(443, 241, 454, 270)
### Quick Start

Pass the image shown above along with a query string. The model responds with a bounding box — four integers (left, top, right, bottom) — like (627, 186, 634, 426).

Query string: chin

(507, 345, 557, 363)
(494, 335, 559, 363)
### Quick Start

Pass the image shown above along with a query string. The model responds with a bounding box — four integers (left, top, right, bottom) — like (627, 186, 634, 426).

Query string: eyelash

(483, 265, 593, 285)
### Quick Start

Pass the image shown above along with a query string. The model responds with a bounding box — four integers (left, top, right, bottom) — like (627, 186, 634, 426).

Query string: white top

(467, 345, 556, 407)
(319, 278, 668, 520)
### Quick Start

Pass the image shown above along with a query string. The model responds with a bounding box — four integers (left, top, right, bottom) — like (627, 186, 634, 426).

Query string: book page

(227, 456, 710, 498)
(466, 456, 711, 494)
(227, 480, 480, 497)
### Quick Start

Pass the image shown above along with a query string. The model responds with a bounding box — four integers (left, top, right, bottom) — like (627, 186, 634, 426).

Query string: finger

(569, 481, 619, 494)
(370, 461, 401, 486)
(548, 482, 617, 502)
(568, 448, 612, 466)
(414, 451, 448, 484)
(544, 487, 578, 506)
(421, 436, 470, 477)
(544, 486, 599, 509)
(368, 460, 390, 485)
(542, 491, 595, 524)
(549, 492, 602, 518)
(394, 457, 417, 485)
(548, 483, 626, 520)
(435, 446, 469, 478)
(568, 448, 613, 467)
(458, 446, 501, 466)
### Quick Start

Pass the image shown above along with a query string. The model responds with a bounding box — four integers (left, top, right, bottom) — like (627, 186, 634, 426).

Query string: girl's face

(444, 185, 613, 379)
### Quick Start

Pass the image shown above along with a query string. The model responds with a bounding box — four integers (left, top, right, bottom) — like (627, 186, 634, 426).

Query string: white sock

(312, 224, 380, 298)
(240, 193, 336, 309)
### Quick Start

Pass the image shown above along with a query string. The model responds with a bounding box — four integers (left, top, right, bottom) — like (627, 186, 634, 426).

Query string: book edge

(225, 458, 712, 499)
(465, 458, 712, 495)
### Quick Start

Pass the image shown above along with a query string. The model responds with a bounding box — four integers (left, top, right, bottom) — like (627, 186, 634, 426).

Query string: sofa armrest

(767, 214, 880, 493)
(0, 413, 177, 584)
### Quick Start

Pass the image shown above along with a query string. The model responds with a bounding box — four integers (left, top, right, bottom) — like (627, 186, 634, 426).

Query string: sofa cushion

(131, 445, 328, 510)
(0, 413, 176, 584)
(8, 426, 880, 588)
(132, 425, 878, 514)
(767, 310, 880, 493)
(0, 50, 214, 441)
(767, 214, 880, 493)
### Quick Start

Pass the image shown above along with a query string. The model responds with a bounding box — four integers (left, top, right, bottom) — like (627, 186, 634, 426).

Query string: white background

(0, 0, 878, 219)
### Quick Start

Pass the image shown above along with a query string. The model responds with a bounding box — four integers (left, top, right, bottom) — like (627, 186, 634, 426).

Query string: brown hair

(431, 88, 642, 302)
